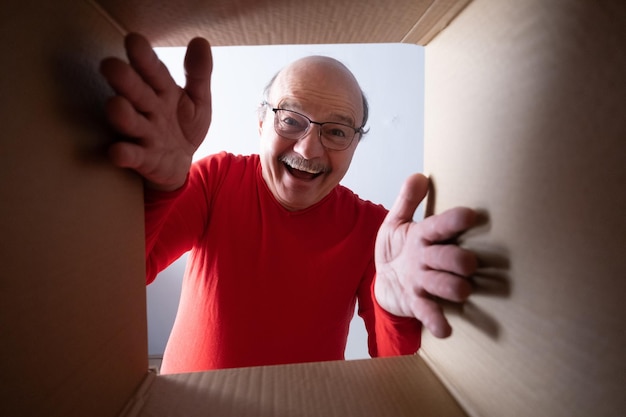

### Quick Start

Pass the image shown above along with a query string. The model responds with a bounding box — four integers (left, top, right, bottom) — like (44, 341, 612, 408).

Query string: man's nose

(293, 124, 325, 158)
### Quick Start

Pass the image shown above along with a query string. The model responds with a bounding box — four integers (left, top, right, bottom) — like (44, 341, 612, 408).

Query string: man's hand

(375, 173, 478, 338)
(100, 33, 213, 191)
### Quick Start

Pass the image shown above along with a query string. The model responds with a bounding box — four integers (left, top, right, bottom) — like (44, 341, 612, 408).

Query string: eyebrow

(279, 100, 355, 126)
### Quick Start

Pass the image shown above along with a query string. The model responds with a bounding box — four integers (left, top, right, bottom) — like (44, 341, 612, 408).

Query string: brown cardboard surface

(422, 0, 626, 416)
(95, 0, 467, 46)
(0, 2, 146, 417)
(122, 356, 467, 417)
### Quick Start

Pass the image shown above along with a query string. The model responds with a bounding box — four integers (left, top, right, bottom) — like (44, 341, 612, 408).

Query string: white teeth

(281, 157, 325, 174)
(292, 164, 321, 174)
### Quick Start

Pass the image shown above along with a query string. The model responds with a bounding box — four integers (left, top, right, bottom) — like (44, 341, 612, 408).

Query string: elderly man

(100, 33, 477, 373)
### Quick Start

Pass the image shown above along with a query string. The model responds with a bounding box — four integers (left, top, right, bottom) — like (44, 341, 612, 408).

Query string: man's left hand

(374, 173, 478, 338)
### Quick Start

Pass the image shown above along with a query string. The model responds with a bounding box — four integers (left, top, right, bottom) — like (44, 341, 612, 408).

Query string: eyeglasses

(265, 104, 364, 151)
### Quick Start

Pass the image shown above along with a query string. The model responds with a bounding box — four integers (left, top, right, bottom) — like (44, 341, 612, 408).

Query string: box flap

(422, 0, 626, 416)
(94, 0, 470, 46)
(0, 2, 147, 416)
(122, 356, 468, 417)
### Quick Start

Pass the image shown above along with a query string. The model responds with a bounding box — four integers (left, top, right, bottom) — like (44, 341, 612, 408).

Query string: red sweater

(145, 152, 420, 373)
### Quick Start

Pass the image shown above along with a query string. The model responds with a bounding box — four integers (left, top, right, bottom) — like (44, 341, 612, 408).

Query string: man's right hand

(100, 33, 213, 191)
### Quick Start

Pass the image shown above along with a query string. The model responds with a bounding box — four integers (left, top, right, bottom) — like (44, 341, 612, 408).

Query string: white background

(147, 43, 425, 360)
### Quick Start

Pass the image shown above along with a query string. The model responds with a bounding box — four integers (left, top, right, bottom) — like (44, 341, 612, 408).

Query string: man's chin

(274, 183, 324, 211)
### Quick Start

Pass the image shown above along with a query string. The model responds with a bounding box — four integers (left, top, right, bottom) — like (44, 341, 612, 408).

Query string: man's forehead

(268, 57, 364, 125)
(278, 98, 356, 126)
(273, 56, 360, 93)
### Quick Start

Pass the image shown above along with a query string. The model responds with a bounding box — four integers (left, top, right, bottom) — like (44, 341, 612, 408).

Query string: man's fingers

(108, 142, 145, 170)
(101, 33, 179, 113)
(104, 96, 150, 138)
(409, 296, 452, 338)
(420, 245, 478, 277)
(125, 33, 175, 94)
(419, 207, 477, 244)
(419, 270, 472, 302)
(100, 57, 160, 114)
(184, 37, 213, 105)
(385, 173, 430, 227)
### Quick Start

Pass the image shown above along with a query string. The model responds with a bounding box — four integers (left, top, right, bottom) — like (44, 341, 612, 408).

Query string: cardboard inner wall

(421, 1, 626, 416)
(0, 2, 147, 417)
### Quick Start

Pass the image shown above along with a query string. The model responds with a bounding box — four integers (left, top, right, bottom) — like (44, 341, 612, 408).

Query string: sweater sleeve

(143, 153, 226, 284)
(143, 178, 189, 284)
(357, 261, 422, 357)
(370, 277, 422, 356)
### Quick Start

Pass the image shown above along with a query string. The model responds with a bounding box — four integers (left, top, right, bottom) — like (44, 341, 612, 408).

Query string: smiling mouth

(280, 157, 326, 181)
(283, 162, 323, 180)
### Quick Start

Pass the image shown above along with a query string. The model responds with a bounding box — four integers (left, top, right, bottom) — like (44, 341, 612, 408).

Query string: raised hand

(100, 33, 213, 191)
(374, 173, 478, 338)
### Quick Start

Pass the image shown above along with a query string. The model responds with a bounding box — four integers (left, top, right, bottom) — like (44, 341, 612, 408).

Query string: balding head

(260, 56, 368, 131)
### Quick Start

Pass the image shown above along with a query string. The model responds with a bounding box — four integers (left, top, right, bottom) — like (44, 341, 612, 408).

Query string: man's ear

(257, 104, 267, 135)
(258, 117, 264, 135)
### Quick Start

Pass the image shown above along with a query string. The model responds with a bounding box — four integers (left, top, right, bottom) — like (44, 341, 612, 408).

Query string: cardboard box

(1, 0, 624, 416)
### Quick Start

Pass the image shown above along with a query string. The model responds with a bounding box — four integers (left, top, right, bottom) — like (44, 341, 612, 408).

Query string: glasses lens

(272, 108, 357, 150)
(320, 124, 355, 150)
(274, 110, 309, 139)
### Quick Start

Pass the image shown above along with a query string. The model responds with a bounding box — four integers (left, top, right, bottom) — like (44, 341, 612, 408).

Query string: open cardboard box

(1, 0, 624, 416)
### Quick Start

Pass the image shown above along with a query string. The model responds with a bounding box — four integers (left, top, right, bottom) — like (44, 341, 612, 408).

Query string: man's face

(258, 57, 364, 211)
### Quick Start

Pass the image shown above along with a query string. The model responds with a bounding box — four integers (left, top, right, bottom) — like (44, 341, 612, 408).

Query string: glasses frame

(264, 103, 364, 151)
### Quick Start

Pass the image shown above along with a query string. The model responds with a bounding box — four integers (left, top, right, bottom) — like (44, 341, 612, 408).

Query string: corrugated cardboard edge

(119, 370, 158, 417)
(402, 0, 472, 44)
(86, 0, 128, 37)
(419, 350, 480, 417)
(119, 356, 469, 417)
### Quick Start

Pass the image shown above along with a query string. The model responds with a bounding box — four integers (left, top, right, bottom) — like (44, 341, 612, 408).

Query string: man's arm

(374, 173, 478, 338)
(100, 33, 214, 283)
